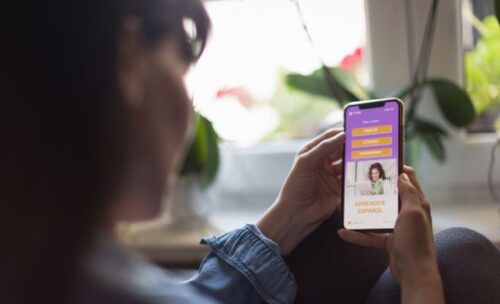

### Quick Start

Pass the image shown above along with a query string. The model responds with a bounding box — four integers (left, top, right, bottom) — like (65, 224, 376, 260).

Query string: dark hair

(0, 1, 210, 303)
(368, 163, 386, 181)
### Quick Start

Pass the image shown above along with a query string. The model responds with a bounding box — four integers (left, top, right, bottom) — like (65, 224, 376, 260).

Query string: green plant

(286, 0, 477, 163)
(180, 112, 220, 186)
(395, 79, 475, 161)
(464, 15, 500, 115)
(264, 76, 337, 139)
(286, 67, 475, 162)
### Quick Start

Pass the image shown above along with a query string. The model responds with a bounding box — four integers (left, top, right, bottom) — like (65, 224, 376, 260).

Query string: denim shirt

(77, 225, 297, 304)
(190, 224, 297, 303)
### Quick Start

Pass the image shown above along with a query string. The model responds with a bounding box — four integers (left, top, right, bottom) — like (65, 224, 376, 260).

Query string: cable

(290, 0, 351, 103)
(406, 0, 439, 121)
(411, 0, 439, 103)
(405, 0, 417, 79)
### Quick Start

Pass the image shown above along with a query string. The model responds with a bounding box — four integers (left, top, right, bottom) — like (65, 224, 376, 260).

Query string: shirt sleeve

(185, 224, 297, 304)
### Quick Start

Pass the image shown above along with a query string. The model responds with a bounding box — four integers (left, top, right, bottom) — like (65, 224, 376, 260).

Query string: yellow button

(352, 148, 392, 159)
(352, 125, 392, 137)
(352, 137, 392, 148)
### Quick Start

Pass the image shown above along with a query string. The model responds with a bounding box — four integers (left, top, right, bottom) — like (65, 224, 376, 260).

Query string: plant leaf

(180, 114, 203, 174)
(406, 116, 448, 162)
(418, 130, 446, 162)
(180, 113, 220, 186)
(407, 116, 448, 139)
(286, 73, 334, 100)
(199, 115, 220, 186)
(285, 67, 369, 104)
(387, 83, 414, 100)
(328, 67, 371, 100)
(426, 78, 476, 127)
(366, 89, 379, 99)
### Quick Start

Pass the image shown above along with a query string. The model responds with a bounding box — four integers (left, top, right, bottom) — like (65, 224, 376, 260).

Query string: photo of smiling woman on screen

(367, 162, 386, 195)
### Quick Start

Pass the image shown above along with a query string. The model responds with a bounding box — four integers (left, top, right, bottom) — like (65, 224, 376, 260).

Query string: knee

(433, 228, 500, 304)
(436, 227, 490, 244)
(435, 227, 498, 259)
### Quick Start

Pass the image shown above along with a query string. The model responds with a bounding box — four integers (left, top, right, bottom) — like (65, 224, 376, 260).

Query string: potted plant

(286, 0, 478, 165)
(164, 112, 220, 232)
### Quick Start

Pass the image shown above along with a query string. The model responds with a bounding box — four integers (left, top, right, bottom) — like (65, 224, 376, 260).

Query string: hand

(257, 129, 345, 255)
(338, 166, 444, 304)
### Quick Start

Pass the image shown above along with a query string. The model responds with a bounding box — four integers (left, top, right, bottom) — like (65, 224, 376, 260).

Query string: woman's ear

(117, 17, 145, 109)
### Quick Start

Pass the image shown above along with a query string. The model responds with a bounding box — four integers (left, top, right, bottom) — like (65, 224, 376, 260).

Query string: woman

(368, 162, 386, 195)
(1, 1, 498, 303)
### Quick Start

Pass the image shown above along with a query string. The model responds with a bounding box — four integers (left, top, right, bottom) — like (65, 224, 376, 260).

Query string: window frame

(212, 0, 498, 207)
(367, 0, 499, 205)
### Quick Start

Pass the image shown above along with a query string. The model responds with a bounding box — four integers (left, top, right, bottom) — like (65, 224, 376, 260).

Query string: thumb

(299, 132, 345, 166)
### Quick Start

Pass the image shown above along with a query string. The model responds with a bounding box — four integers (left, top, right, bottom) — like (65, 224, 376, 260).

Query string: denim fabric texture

(190, 224, 297, 304)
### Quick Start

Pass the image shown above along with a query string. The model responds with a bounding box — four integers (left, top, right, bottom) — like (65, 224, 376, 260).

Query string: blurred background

(121, 0, 500, 267)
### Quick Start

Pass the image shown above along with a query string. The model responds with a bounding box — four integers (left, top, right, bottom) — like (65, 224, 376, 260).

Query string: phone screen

(343, 100, 401, 230)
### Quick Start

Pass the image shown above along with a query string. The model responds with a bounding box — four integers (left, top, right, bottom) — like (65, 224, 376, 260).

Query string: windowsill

(432, 202, 500, 244)
(465, 132, 499, 144)
(120, 139, 500, 267)
(121, 199, 500, 267)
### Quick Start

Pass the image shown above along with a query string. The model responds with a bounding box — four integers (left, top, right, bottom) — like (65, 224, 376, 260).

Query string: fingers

(398, 173, 420, 209)
(331, 159, 342, 176)
(338, 229, 388, 251)
(298, 128, 343, 155)
(298, 132, 345, 166)
(319, 169, 342, 199)
(403, 166, 425, 201)
(421, 200, 432, 224)
(324, 158, 342, 175)
(401, 166, 432, 219)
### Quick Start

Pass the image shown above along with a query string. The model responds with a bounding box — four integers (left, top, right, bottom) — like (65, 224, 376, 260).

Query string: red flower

(215, 86, 253, 108)
(339, 47, 363, 71)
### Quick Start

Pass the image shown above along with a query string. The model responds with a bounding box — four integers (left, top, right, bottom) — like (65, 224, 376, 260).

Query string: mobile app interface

(344, 101, 399, 230)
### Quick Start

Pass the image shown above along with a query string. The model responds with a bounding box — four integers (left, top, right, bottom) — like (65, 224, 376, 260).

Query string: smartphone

(342, 98, 404, 233)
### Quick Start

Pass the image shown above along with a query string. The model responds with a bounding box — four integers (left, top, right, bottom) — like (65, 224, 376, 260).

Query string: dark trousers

(287, 211, 500, 304)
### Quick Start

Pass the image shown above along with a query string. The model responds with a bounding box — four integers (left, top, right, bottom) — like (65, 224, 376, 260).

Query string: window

(186, 0, 367, 144)
(462, 0, 500, 133)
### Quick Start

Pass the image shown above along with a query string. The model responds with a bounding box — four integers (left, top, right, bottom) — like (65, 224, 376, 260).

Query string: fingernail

(401, 173, 409, 181)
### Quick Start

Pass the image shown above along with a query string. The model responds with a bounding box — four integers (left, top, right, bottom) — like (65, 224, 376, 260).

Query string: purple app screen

(343, 100, 400, 230)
